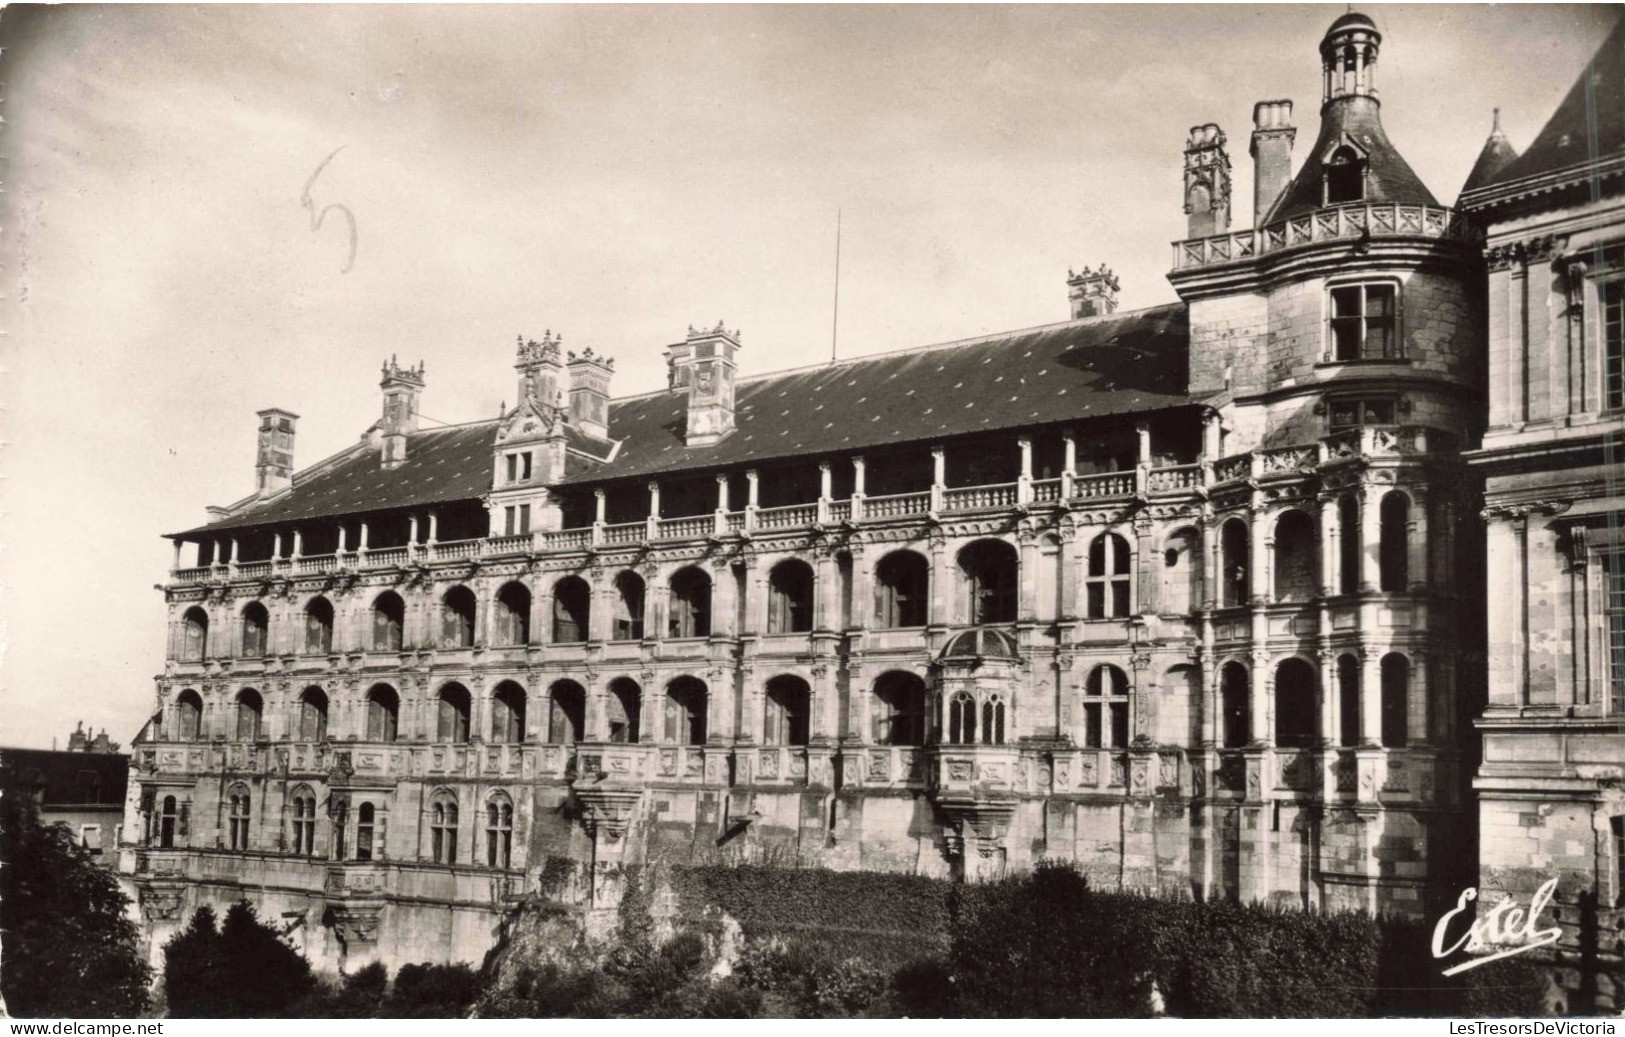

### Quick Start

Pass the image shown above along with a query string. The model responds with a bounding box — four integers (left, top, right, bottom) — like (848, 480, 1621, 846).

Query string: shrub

(162, 902, 314, 1018)
(384, 962, 479, 1018)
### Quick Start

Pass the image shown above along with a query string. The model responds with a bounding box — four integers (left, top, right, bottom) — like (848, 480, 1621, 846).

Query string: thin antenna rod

(830, 208, 842, 363)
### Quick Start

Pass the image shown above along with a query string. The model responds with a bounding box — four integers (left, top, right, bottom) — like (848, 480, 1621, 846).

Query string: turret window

(1324, 146, 1366, 204)
(505, 452, 533, 484)
(1328, 394, 1397, 429)
(1329, 283, 1399, 360)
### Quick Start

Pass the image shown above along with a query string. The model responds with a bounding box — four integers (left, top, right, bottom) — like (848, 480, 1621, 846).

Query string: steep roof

(1266, 97, 1441, 222)
(177, 304, 1193, 536)
(560, 304, 1192, 485)
(1470, 15, 1625, 199)
(1459, 113, 1521, 198)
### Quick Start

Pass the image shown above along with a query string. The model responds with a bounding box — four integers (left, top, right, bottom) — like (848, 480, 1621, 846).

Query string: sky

(0, 3, 1614, 751)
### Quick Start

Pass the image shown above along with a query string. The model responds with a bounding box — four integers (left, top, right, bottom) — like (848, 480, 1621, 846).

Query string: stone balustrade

(1171, 202, 1472, 271)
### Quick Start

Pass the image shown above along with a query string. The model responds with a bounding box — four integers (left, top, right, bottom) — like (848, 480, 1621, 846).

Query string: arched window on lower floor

(1220, 662, 1251, 748)
(1220, 519, 1250, 607)
(767, 561, 815, 634)
(947, 691, 977, 745)
(959, 540, 1018, 624)
(372, 592, 405, 652)
(240, 602, 268, 658)
(366, 685, 400, 743)
(669, 568, 712, 639)
(486, 793, 514, 869)
(490, 682, 527, 743)
(437, 683, 472, 744)
(664, 678, 708, 745)
(297, 687, 328, 742)
(227, 786, 250, 851)
(304, 597, 334, 655)
(430, 793, 458, 865)
(552, 577, 591, 643)
(875, 551, 928, 628)
(549, 681, 586, 744)
(235, 689, 263, 742)
(440, 586, 477, 648)
(612, 572, 646, 641)
(174, 690, 202, 742)
(1338, 654, 1361, 747)
(1338, 494, 1361, 594)
(1274, 658, 1318, 748)
(1085, 664, 1130, 748)
(1381, 653, 1410, 747)
(1380, 492, 1411, 592)
(1160, 529, 1201, 615)
(980, 695, 1007, 746)
(763, 676, 811, 746)
(356, 802, 375, 861)
(291, 788, 316, 856)
(1273, 511, 1319, 603)
(872, 671, 926, 746)
(608, 678, 641, 744)
(494, 582, 532, 646)
(181, 607, 209, 662)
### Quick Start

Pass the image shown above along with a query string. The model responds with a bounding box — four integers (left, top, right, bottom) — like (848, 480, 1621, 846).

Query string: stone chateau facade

(119, 11, 1612, 978)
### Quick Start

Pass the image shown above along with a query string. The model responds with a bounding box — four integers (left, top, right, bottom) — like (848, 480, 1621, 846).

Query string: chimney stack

(255, 407, 299, 496)
(515, 332, 567, 412)
(67, 721, 88, 753)
(1067, 266, 1120, 319)
(379, 356, 425, 469)
(668, 321, 741, 446)
(567, 346, 615, 439)
(1250, 100, 1296, 226)
(1183, 123, 1232, 239)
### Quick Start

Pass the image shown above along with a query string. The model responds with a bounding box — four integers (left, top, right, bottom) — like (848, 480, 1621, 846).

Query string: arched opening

(875, 551, 928, 628)
(1273, 510, 1319, 603)
(872, 671, 926, 746)
(430, 793, 459, 865)
(240, 602, 268, 658)
(1325, 146, 1364, 204)
(959, 539, 1018, 624)
(1274, 658, 1318, 748)
(495, 582, 532, 646)
(181, 607, 209, 662)
(1085, 664, 1130, 748)
(664, 677, 708, 745)
(356, 802, 375, 861)
(1338, 493, 1361, 594)
(669, 567, 712, 638)
(227, 785, 251, 850)
(441, 586, 477, 648)
(548, 680, 586, 745)
(304, 597, 334, 655)
(437, 683, 472, 743)
(607, 678, 641, 744)
(485, 793, 514, 869)
(174, 689, 202, 742)
(947, 691, 977, 745)
(612, 572, 646, 641)
(366, 685, 400, 743)
(551, 576, 590, 643)
(1381, 653, 1409, 747)
(1338, 654, 1361, 747)
(981, 694, 1007, 746)
(159, 795, 178, 848)
(1220, 662, 1251, 748)
(297, 687, 328, 742)
(371, 592, 405, 652)
(235, 688, 263, 741)
(763, 675, 811, 746)
(767, 560, 815, 634)
(1220, 519, 1250, 607)
(490, 682, 527, 743)
(1161, 529, 1201, 615)
(1380, 492, 1410, 592)
(1086, 532, 1133, 618)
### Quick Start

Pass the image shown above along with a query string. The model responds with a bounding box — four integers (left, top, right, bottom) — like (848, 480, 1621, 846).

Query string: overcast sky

(0, 3, 1613, 750)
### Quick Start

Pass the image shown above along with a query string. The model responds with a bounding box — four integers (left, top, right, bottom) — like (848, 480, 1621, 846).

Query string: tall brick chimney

(567, 346, 614, 439)
(255, 407, 298, 496)
(379, 356, 424, 469)
(1250, 100, 1296, 225)
(1183, 123, 1231, 238)
(1067, 266, 1120, 319)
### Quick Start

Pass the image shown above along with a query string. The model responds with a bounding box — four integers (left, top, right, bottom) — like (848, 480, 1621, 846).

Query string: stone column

(1017, 532, 1039, 623)
(1406, 487, 1429, 591)
(1134, 515, 1157, 615)
(1359, 646, 1382, 745)
(1250, 507, 1271, 605)
(1484, 516, 1521, 707)
(1360, 484, 1383, 592)
(1057, 524, 1080, 620)
(1061, 433, 1076, 498)
(931, 447, 946, 513)
(1318, 649, 1339, 747)
(1251, 650, 1272, 746)
(851, 455, 867, 520)
(1410, 649, 1429, 745)
(1319, 494, 1340, 596)
(427, 510, 439, 544)
(1017, 437, 1033, 504)
(849, 545, 871, 632)
(927, 535, 950, 626)
(647, 482, 661, 540)
(710, 559, 737, 639)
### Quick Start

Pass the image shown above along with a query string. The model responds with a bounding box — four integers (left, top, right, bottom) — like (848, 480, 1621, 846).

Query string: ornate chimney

(379, 356, 424, 469)
(515, 331, 567, 411)
(1183, 123, 1232, 238)
(567, 346, 614, 439)
(666, 321, 741, 446)
(1067, 266, 1120, 319)
(1250, 100, 1296, 225)
(255, 407, 298, 496)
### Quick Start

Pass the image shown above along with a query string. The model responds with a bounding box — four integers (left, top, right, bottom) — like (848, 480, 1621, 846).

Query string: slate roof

(179, 304, 1193, 537)
(1459, 116, 1520, 198)
(1266, 98, 1441, 223)
(1463, 14, 1625, 205)
(0, 747, 129, 809)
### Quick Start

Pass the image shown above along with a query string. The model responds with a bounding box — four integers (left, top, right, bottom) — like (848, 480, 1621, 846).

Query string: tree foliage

(0, 795, 151, 1017)
(162, 902, 313, 1017)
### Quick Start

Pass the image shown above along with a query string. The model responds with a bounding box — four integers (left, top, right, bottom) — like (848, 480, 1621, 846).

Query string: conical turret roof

(1459, 110, 1520, 198)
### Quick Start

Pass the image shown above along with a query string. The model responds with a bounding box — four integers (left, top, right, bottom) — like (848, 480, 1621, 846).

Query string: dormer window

(505, 452, 533, 484)
(1325, 145, 1365, 203)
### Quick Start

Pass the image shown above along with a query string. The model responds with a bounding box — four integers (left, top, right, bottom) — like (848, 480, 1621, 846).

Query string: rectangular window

(505, 454, 518, 484)
(1607, 553, 1625, 714)
(80, 825, 102, 854)
(519, 504, 531, 534)
(1327, 395, 1398, 430)
(1330, 284, 1399, 360)
(521, 453, 533, 480)
(1605, 281, 1624, 412)
(504, 506, 516, 537)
